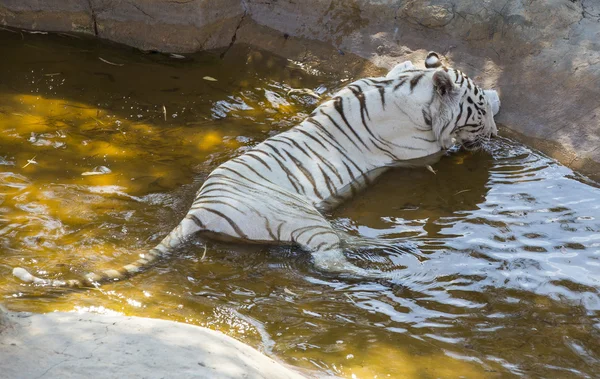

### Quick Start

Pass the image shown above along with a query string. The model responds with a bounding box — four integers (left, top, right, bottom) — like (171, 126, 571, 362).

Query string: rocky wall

(1, 0, 599, 179)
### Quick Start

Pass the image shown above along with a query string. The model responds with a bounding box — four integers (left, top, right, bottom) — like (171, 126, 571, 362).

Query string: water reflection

(0, 30, 599, 378)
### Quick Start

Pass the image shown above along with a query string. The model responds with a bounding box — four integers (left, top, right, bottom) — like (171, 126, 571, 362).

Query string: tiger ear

(425, 52, 442, 68)
(386, 60, 415, 78)
(483, 89, 501, 116)
(433, 70, 456, 97)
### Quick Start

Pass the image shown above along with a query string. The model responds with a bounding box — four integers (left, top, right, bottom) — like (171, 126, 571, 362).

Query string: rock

(0, 309, 309, 379)
(400, 1, 455, 28)
(90, 0, 244, 52)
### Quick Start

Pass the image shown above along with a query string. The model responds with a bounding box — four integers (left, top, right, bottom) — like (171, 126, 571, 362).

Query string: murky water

(1, 31, 599, 378)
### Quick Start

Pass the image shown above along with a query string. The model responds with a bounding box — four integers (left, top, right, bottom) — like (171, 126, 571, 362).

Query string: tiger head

(425, 52, 500, 151)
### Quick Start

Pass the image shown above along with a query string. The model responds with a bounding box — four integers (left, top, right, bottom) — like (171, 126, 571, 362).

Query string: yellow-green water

(1, 31, 599, 378)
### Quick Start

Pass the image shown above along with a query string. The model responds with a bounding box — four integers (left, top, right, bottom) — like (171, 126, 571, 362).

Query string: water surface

(1, 31, 599, 378)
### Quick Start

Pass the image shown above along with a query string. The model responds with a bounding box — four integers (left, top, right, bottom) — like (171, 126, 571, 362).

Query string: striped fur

(13, 52, 500, 287)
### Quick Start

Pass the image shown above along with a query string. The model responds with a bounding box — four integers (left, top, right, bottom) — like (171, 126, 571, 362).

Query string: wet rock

(0, 309, 308, 379)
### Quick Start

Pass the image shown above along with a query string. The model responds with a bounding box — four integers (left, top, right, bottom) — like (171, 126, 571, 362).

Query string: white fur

(385, 60, 415, 78)
(425, 55, 440, 67)
(483, 89, 501, 116)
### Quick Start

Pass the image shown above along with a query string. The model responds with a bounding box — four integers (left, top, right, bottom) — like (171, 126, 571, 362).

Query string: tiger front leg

(282, 217, 367, 276)
(296, 228, 381, 278)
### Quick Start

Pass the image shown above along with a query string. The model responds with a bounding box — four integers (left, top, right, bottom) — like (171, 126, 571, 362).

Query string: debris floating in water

(162, 105, 167, 121)
(99, 57, 124, 66)
(169, 53, 186, 59)
(82, 166, 112, 176)
(454, 189, 471, 196)
(91, 116, 105, 125)
(286, 88, 321, 99)
(203, 76, 218, 82)
(426, 165, 437, 174)
(12, 267, 36, 283)
(22, 156, 37, 168)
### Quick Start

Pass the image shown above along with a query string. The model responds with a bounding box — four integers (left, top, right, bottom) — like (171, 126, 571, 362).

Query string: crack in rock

(87, 0, 99, 36)
(219, 8, 247, 59)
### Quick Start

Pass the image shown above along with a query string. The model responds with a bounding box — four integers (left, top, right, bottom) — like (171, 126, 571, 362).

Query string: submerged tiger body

(14, 52, 501, 286)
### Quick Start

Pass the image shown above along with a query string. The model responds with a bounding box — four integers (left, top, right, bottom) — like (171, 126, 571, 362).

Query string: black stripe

(305, 117, 348, 153)
(271, 155, 305, 195)
(303, 142, 343, 183)
(332, 97, 372, 152)
(245, 152, 273, 171)
(250, 149, 271, 158)
(193, 193, 261, 216)
(455, 102, 464, 124)
(341, 161, 359, 197)
(279, 135, 311, 158)
(369, 137, 400, 159)
(201, 207, 248, 238)
(231, 158, 271, 183)
(295, 128, 330, 152)
(188, 214, 205, 228)
(348, 85, 385, 145)
(469, 124, 484, 133)
(304, 116, 368, 179)
(465, 106, 473, 122)
(306, 230, 338, 246)
(317, 164, 343, 200)
(197, 188, 245, 200)
(208, 170, 307, 206)
(265, 217, 277, 240)
(269, 136, 294, 148)
(393, 77, 408, 91)
(441, 118, 454, 136)
(412, 135, 437, 143)
(207, 175, 321, 219)
(263, 142, 288, 161)
(320, 110, 365, 152)
(410, 73, 424, 92)
(195, 199, 246, 214)
(315, 241, 328, 251)
(283, 150, 323, 200)
(291, 225, 332, 241)
(199, 185, 323, 222)
(378, 87, 386, 109)
(422, 109, 432, 127)
(348, 85, 371, 120)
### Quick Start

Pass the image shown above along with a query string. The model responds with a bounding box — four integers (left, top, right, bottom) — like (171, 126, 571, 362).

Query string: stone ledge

(0, 307, 312, 379)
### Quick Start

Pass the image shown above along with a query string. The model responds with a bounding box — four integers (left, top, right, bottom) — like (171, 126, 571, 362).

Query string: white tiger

(13, 52, 501, 287)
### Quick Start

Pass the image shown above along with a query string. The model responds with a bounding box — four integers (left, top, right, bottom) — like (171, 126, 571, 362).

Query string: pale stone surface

(0, 308, 310, 379)
(0, 0, 598, 175)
